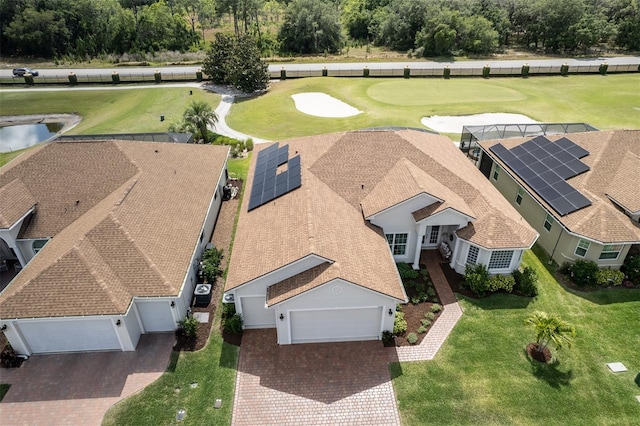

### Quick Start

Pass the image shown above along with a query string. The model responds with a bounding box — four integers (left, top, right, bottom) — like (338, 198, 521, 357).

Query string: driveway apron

(233, 329, 401, 426)
(0, 333, 174, 426)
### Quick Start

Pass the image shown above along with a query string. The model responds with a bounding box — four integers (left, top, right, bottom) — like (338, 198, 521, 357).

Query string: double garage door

(290, 307, 382, 344)
(16, 319, 121, 354)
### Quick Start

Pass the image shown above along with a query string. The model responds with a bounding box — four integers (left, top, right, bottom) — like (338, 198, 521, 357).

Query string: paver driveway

(233, 329, 400, 426)
(0, 333, 174, 426)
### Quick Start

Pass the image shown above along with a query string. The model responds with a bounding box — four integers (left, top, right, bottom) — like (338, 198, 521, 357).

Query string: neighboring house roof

(0, 140, 229, 319)
(480, 130, 640, 243)
(0, 178, 36, 228)
(226, 129, 537, 304)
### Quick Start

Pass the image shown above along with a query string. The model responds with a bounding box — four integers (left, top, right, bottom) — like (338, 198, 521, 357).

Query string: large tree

(278, 0, 343, 54)
(202, 33, 269, 92)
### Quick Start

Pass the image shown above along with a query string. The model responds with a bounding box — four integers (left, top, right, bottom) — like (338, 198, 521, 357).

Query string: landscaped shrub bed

(559, 258, 637, 290)
(460, 263, 539, 298)
(393, 264, 442, 346)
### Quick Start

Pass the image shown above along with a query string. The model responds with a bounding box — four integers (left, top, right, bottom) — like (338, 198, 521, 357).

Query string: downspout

(550, 228, 564, 264)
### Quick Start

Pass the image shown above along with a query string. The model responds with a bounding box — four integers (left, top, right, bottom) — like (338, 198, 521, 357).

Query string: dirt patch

(527, 343, 552, 363)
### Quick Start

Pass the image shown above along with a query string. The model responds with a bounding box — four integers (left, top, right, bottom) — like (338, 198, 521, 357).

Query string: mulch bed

(526, 343, 552, 363)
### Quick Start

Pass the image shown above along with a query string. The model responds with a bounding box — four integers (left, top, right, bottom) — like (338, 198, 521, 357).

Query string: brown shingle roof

(0, 140, 229, 318)
(0, 178, 36, 228)
(480, 130, 640, 243)
(227, 129, 537, 303)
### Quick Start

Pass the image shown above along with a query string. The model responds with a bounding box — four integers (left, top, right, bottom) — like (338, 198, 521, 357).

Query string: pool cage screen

(460, 122, 598, 160)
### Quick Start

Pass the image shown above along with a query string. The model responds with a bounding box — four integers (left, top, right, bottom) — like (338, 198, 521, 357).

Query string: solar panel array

(248, 143, 302, 211)
(490, 136, 591, 216)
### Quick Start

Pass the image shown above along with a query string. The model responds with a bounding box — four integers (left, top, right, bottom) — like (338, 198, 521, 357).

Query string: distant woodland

(1, 0, 638, 59)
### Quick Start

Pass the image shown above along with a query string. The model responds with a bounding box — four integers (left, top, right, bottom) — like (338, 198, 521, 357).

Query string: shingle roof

(0, 178, 36, 228)
(0, 140, 229, 318)
(480, 130, 640, 243)
(226, 129, 537, 304)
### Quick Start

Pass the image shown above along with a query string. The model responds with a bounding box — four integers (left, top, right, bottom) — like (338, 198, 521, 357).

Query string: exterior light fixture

(170, 301, 176, 308)
(0, 324, 7, 331)
(116, 319, 121, 326)
(279, 313, 284, 321)
(388, 308, 393, 316)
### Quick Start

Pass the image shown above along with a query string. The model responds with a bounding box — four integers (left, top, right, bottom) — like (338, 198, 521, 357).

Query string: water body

(0, 122, 64, 153)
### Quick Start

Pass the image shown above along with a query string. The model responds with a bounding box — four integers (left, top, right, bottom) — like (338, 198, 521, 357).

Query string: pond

(0, 122, 64, 153)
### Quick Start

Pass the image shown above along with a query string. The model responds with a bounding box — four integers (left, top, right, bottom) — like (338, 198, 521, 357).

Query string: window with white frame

(516, 187, 524, 205)
(574, 239, 590, 257)
(466, 245, 479, 265)
(543, 213, 554, 232)
(599, 244, 623, 260)
(493, 165, 500, 181)
(488, 250, 514, 270)
(386, 233, 408, 255)
(429, 226, 440, 244)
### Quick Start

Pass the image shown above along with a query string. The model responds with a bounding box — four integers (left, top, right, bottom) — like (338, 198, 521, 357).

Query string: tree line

(1, 0, 638, 59)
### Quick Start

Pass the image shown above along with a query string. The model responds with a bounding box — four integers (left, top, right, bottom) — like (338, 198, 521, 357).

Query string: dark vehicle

(12, 67, 39, 77)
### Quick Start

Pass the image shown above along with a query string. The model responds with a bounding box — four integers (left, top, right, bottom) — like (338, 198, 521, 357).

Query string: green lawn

(228, 74, 640, 140)
(0, 88, 221, 135)
(393, 250, 640, 425)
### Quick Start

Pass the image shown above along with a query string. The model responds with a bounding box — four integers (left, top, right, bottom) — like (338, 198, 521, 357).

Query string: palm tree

(183, 100, 218, 144)
(525, 311, 576, 355)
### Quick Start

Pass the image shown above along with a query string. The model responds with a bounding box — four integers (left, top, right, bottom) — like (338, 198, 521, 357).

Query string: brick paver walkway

(0, 333, 174, 426)
(395, 250, 463, 362)
(233, 329, 401, 426)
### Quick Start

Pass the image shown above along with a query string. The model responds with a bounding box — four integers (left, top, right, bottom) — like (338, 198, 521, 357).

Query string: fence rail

(1, 63, 638, 87)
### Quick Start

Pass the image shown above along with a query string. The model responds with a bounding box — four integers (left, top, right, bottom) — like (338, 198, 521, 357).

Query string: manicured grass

(228, 74, 640, 140)
(0, 149, 27, 167)
(0, 88, 221, 135)
(392, 250, 640, 425)
(227, 153, 251, 180)
(102, 308, 238, 426)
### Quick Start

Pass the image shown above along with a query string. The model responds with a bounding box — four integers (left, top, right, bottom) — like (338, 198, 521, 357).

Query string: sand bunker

(421, 113, 538, 133)
(291, 93, 362, 118)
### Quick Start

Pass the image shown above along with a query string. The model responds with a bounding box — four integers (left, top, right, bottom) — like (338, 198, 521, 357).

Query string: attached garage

(241, 296, 276, 328)
(16, 319, 121, 354)
(136, 301, 176, 332)
(289, 307, 382, 344)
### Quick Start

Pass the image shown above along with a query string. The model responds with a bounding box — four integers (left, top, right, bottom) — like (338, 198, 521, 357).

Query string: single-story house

(0, 139, 229, 355)
(478, 130, 640, 268)
(223, 129, 537, 345)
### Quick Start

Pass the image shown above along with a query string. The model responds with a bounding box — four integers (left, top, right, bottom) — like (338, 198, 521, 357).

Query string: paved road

(2, 56, 639, 79)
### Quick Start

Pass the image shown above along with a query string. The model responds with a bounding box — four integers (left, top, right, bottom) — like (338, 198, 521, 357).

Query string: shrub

(407, 332, 418, 344)
(569, 260, 599, 288)
(417, 325, 427, 334)
(559, 262, 572, 275)
(621, 254, 640, 285)
(222, 303, 236, 319)
(426, 287, 437, 297)
(398, 263, 419, 280)
(178, 315, 198, 338)
(223, 314, 243, 334)
(404, 280, 417, 289)
(513, 266, 539, 297)
(595, 268, 624, 287)
(430, 303, 442, 313)
(245, 138, 254, 151)
(395, 304, 403, 312)
(202, 246, 224, 283)
(464, 263, 491, 296)
(393, 311, 407, 335)
(420, 269, 430, 281)
(421, 319, 431, 327)
(419, 291, 430, 303)
(0, 344, 21, 368)
(382, 330, 395, 345)
(424, 311, 436, 321)
(410, 296, 422, 305)
(488, 274, 516, 293)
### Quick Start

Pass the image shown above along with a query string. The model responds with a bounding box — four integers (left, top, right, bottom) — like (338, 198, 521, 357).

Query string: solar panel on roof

(247, 143, 303, 211)
(489, 136, 591, 216)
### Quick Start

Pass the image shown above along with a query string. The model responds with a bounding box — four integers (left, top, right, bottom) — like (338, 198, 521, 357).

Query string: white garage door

(137, 301, 176, 332)
(241, 296, 275, 328)
(290, 307, 382, 344)
(18, 319, 120, 353)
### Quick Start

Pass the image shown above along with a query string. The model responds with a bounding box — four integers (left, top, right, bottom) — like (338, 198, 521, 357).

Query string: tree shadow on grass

(524, 349, 574, 389)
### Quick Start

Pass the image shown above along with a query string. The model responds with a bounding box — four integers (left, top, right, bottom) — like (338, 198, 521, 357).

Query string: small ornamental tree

(525, 311, 576, 360)
(183, 100, 218, 144)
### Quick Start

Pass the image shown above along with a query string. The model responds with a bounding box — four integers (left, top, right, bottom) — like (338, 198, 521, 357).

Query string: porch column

(449, 236, 461, 270)
(412, 229, 425, 270)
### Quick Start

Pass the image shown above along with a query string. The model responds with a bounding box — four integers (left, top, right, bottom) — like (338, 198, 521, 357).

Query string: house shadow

(0, 333, 175, 402)
(458, 293, 534, 310)
(524, 349, 574, 389)
(236, 329, 401, 404)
